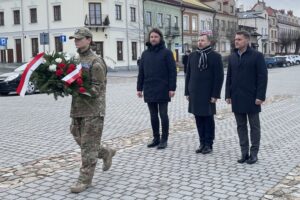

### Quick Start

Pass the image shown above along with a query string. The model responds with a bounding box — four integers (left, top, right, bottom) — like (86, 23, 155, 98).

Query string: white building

(0, 0, 144, 70)
(237, 10, 269, 54)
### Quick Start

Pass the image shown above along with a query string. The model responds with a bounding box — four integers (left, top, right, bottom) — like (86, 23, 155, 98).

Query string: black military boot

(147, 138, 160, 148)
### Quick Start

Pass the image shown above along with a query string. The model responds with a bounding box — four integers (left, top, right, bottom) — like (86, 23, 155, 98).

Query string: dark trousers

(234, 113, 261, 156)
(147, 102, 169, 142)
(195, 115, 215, 147)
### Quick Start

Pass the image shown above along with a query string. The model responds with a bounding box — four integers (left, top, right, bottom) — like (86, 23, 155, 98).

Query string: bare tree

(278, 30, 293, 54)
(226, 26, 238, 52)
(294, 31, 300, 54)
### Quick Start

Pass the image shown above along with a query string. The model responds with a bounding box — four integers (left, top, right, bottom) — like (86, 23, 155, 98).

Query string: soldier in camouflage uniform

(68, 27, 116, 193)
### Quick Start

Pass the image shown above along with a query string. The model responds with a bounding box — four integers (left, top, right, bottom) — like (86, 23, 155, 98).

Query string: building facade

(237, 10, 269, 54)
(201, 0, 238, 56)
(143, 0, 182, 61)
(0, 0, 144, 70)
(276, 9, 300, 54)
(182, 0, 215, 51)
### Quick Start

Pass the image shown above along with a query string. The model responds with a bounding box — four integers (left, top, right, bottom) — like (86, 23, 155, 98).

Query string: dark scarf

(196, 45, 212, 71)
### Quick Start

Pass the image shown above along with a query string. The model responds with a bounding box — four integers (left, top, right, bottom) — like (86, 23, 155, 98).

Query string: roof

(266, 7, 276, 16)
(183, 0, 215, 12)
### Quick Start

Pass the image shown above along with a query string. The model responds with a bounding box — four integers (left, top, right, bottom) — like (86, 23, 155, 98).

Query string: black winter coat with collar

(137, 41, 177, 103)
(225, 47, 268, 114)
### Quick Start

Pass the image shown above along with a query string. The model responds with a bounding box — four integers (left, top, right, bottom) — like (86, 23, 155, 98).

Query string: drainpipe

(181, 1, 185, 53)
(21, 0, 25, 62)
(125, 0, 130, 70)
(46, 0, 50, 52)
(138, 0, 142, 58)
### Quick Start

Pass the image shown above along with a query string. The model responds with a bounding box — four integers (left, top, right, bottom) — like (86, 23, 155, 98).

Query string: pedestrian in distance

(182, 50, 191, 74)
(68, 27, 116, 193)
(225, 30, 268, 164)
(185, 34, 224, 154)
(137, 28, 177, 149)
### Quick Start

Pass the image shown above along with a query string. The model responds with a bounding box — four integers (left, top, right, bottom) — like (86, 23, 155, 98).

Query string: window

(132, 42, 137, 60)
(207, 21, 212, 30)
(271, 30, 274, 38)
(117, 41, 123, 61)
(192, 16, 197, 32)
(31, 38, 39, 57)
(271, 43, 275, 51)
(53, 5, 61, 21)
(89, 3, 102, 25)
(174, 16, 178, 28)
(54, 36, 63, 52)
(13, 10, 20, 25)
(221, 20, 225, 31)
(230, 5, 234, 13)
(145, 11, 151, 26)
(157, 13, 163, 27)
(274, 31, 277, 38)
(201, 20, 205, 31)
(183, 15, 189, 31)
(94, 42, 104, 58)
(116, 5, 121, 20)
(30, 8, 37, 23)
(130, 7, 136, 22)
(215, 19, 219, 30)
(0, 12, 4, 26)
(166, 14, 171, 28)
(218, 2, 222, 11)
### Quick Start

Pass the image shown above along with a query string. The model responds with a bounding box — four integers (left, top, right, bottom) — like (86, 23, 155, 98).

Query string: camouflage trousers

(70, 116, 110, 184)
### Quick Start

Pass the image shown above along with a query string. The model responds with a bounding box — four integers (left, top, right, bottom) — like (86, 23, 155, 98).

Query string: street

(0, 66, 300, 200)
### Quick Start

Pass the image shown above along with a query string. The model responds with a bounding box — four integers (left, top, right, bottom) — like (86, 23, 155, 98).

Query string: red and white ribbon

(62, 64, 82, 84)
(16, 53, 45, 97)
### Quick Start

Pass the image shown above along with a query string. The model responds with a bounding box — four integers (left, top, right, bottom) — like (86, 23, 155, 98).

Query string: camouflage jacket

(70, 48, 107, 118)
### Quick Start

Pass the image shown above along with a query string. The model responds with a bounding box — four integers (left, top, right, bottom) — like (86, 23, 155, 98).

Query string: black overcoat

(137, 41, 177, 103)
(185, 50, 224, 116)
(225, 47, 268, 114)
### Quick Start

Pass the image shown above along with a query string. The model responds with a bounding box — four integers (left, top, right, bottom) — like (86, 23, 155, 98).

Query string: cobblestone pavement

(0, 66, 300, 199)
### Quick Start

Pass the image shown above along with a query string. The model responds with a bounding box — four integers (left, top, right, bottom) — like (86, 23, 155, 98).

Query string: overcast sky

(237, 0, 300, 17)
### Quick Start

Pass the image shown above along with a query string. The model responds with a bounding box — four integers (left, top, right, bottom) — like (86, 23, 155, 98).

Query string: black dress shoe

(246, 155, 258, 164)
(237, 154, 249, 163)
(147, 139, 160, 148)
(195, 144, 205, 154)
(201, 146, 212, 154)
(157, 141, 167, 149)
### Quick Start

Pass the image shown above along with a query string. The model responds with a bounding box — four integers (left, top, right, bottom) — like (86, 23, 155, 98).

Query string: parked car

(0, 64, 36, 95)
(290, 55, 300, 65)
(265, 57, 287, 68)
(275, 56, 292, 66)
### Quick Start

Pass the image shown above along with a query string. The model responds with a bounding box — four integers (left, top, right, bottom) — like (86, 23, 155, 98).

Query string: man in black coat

(182, 50, 191, 74)
(185, 34, 224, 154)
(225, 31, 268, 164)
(137, 28, 177, 149)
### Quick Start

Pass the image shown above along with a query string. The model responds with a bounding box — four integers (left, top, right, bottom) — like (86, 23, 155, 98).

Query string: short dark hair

(199, 33, 214, 42)
(235, 31, 251, 40)
(148, 28, 164, 42)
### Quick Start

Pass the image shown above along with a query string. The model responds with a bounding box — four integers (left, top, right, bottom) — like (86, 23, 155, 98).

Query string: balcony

(84, 14, 110, 31)
(165, 26, 180, 37)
